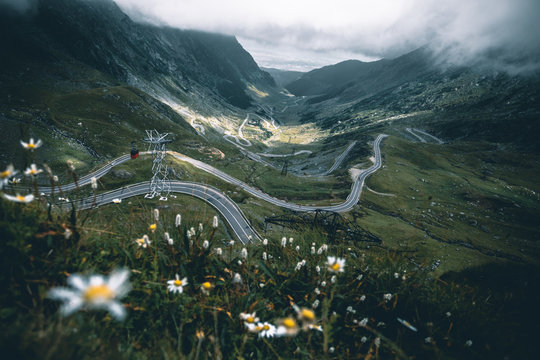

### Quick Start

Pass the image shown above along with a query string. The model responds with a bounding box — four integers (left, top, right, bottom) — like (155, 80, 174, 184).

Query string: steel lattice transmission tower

(143, 130, 173, 200)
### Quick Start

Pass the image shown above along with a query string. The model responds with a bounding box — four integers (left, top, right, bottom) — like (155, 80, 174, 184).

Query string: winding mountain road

(69, 181, 259, 243)
(41, 134, 388, 243)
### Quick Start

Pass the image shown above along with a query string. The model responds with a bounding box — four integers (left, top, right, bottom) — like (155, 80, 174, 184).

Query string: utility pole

(281, 136, 292, 176)
(143, 130, 173, 200)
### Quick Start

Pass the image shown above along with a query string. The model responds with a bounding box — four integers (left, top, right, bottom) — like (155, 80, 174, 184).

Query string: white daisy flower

(327, 256, 346, 273)
(167, 274, 187, 294)
(24, 163, 43, 177)
(20, 138, 42, 151)
(48, 268, 131, 320)
(258, 322, 277, 338)
(3, 193, 34, 203)
(240, 312, 259, 327)
(212, 215, 219, 229)
(175, 214, 182, 227)
(112, 198, 122, 204)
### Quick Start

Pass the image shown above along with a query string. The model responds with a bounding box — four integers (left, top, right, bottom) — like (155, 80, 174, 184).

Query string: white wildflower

(281, 237, 287, 247)
(175, 214, 181, 227)
(258, 322, 277, 338)
(20, 138, 42, 151)
(91, 177, 97, 190)
(215, 247, 222, 256)
(202, 240, 209, 249)
(241, 247, 248, 259)
(262, 238, 268, 246)
(48, 268, 130, 320)
(240, 312, 259, 327)
(233, 273, 242, 284)
(167, 274, 188, 294)
(212, 215, 218, 228)
(3, 193, 34, 203)
(327, 256, 346, 273)
(24, 163, 43, 177)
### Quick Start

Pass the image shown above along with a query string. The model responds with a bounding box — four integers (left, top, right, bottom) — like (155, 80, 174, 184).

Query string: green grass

(1, 195, 539, 359)
(359, 135, 540, 274)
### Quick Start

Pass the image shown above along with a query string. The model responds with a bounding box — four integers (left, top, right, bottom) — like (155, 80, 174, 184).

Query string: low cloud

(112, 0, 540, 73)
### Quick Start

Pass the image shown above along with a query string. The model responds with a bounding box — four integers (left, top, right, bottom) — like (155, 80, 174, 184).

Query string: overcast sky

(3, 0, 538, 72)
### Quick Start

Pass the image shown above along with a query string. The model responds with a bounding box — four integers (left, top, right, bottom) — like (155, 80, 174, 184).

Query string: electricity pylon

(143, 130, 172, 200)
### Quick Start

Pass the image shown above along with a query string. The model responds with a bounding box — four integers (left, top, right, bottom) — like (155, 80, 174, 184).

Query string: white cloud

(113, 0, 540, 72)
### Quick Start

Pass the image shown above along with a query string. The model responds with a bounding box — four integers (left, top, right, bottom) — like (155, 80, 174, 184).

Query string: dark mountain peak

(2, 0, 275, 109)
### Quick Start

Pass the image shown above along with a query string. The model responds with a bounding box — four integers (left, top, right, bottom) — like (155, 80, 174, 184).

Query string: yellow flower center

(149, 224, 157, 231)
(283, 318, 296, 329)
(83, 284, 114, 302)
(331, 263, 340, 271)
(263, 324, 270, 331)
(247, 316, 254, 323)
(174, 279, 182, 286)
(28, 143, 36, 149)
(202, 282, 211, 289)
(1, 170, 10, 178)
(16, 195, 26, 202)
(301, 309, 315, 321)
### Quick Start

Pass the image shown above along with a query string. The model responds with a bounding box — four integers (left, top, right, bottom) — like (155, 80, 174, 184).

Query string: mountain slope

(0, 0, 278, 172)
(286, 47, 433, 103)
